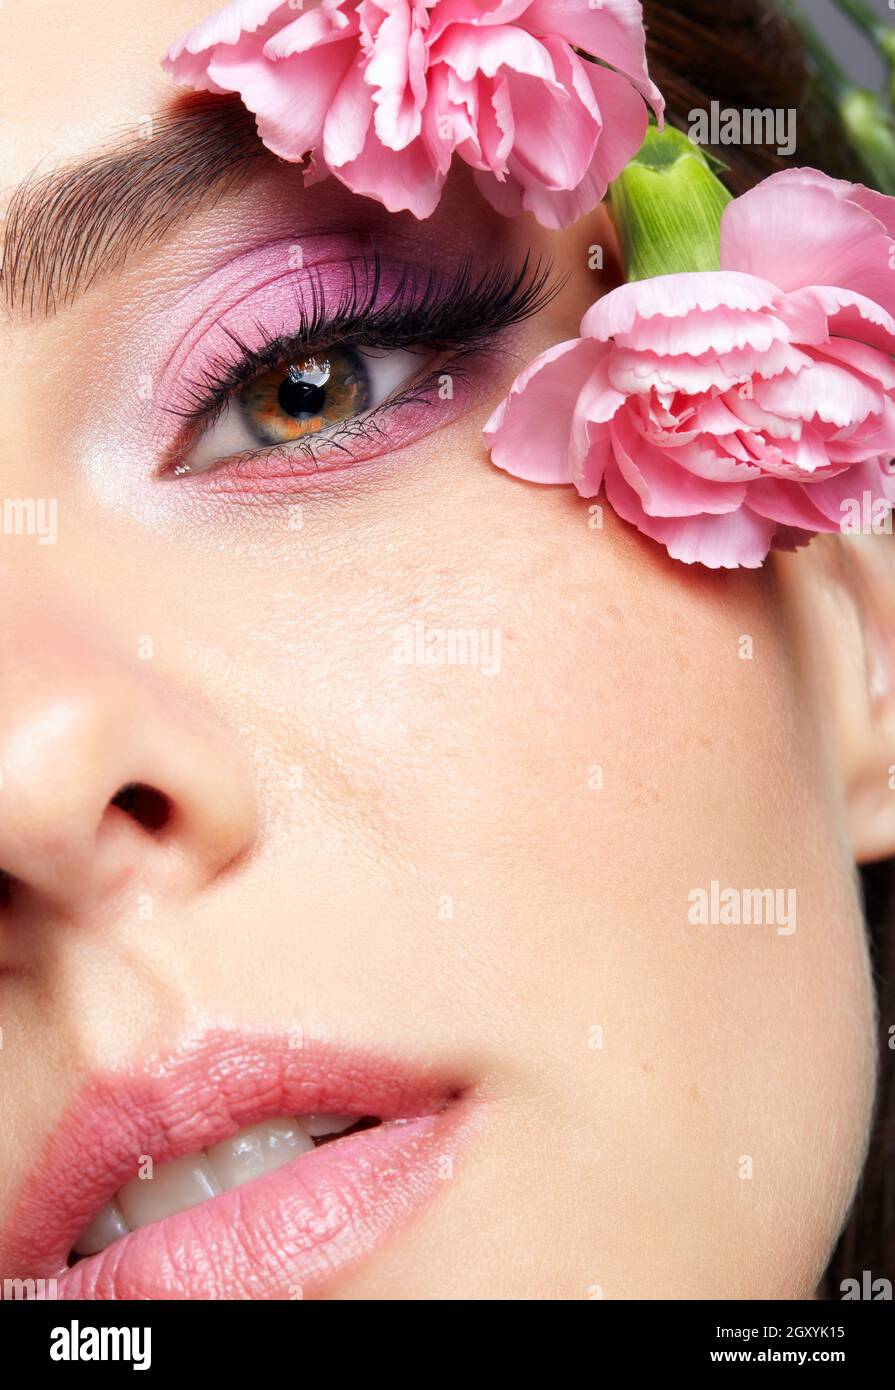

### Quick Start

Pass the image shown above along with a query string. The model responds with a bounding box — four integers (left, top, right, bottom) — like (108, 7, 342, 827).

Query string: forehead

(0, 0, 213, 196)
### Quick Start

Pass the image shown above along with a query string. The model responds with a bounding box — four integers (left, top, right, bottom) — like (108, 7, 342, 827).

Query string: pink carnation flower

(163, 0, 663, 225)
(485, 168, 895, 568)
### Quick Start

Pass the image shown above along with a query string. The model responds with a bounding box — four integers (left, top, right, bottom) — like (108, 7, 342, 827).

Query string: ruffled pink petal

(725, 390, 801, 441)
(576, 60, 648, 195)
(425, 62, 478, 170)
(778, 424, 838, 475)
(690, 394, 757, 441)
(721, 170, 895, 312)
(263, 3, 357, 58)
(333, 124, 446, 215)
(576, 435, 614, 497)
(522, 0, 664, 116)
(323, 56, 374, 167)
(826, 431, 895, 465)
(164, 0, 288, 63)
(607, 348, 727, 397)
(425, 0, 535, 41)
(507, 160, 605, 230)
(483, 338, 607, 483)
(477, 72, 514, 171)
(610, 412, 747, 516)
(607, 340, 809, 399)
(787, 286, 895, 357)
(741, 424, 837, 478)
(804, 458, 895, 523)
(163, 51, 229, 95)
(500, 48, 599, 190)
(164, 4, 289, 93)
(366, 4, 429, 151)
(813, 336, 895, 389)
(847, 397, 895, 455)
(613, 304, 788, 356)
(603, 461, 776, 568)
(734, 166, 895, 242)
(743, 479, 841, 531)
(751, 358, 883, 428)
(433, 26, 604, 193)
(434, 20, 557, 82)
(569, 353, 627, 489)
(207, 37, 356, 160)
(665, 434, 762, 483)
(846, 183, 895, 239)
(573, 353, 628, 429)
(581, 273, 780, 342)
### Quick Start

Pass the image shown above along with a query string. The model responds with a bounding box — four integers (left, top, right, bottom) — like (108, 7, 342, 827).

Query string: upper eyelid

(163, 253, 560, 428)
(152, 234, 378, 394)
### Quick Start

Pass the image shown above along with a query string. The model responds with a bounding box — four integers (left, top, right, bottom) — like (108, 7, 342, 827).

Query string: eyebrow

(1, 94, 274, 320)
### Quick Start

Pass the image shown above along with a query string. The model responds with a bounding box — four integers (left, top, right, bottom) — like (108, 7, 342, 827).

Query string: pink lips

(1, 1030, 469, 1299)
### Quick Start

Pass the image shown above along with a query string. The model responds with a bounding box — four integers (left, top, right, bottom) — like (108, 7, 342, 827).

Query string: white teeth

(118, 1153, 222, 1232)
(301, 1114, 356, 1138)
(207, 1118, 314, 1191)
(71, 1113, 368, 1259)
(72, 1199, 129, 1257)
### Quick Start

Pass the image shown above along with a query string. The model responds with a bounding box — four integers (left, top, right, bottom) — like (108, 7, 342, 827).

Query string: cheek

(130, 383, 872, 1297)
(265, 473, 871, 1297)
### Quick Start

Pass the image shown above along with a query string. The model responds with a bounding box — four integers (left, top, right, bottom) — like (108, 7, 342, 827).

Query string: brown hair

(644, 0, 864, 190)
(642, 0, 895, 1296)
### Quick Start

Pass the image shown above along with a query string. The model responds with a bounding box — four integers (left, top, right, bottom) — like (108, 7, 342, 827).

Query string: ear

(810, 537, 895, 864)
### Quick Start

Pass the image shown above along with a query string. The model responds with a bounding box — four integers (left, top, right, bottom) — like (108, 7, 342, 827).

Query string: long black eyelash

(169, 252, 563, 429)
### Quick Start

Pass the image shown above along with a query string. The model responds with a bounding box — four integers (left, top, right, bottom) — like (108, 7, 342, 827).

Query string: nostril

(110, 783, 172, 834)
(0, 870, 13, 909)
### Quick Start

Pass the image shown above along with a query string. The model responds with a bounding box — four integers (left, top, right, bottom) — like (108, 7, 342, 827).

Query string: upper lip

(1, 1026, 464, 1281)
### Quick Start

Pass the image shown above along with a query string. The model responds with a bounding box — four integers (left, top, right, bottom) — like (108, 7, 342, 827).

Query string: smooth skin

(0, 0, 892, 1299)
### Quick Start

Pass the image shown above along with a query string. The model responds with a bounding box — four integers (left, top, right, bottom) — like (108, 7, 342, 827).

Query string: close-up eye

(177, 344, 434, 474)
(159, 253, 558, 484)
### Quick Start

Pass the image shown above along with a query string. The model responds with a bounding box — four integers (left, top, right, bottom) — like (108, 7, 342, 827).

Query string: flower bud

(608, 125, 732, 283)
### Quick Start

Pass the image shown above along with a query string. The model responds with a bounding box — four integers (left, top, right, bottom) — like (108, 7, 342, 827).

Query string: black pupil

(277, 361, 330, 418)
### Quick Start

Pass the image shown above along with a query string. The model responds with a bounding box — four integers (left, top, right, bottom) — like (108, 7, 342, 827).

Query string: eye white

(179, 346, 431, 475)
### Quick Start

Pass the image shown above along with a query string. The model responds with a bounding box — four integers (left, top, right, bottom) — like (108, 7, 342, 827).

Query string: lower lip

(54, 1112, 457, 1300)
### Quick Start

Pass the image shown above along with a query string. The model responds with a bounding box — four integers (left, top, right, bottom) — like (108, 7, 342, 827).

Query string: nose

(0, 623, 257, 917)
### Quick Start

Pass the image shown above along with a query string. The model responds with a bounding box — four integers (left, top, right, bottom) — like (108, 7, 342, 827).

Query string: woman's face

(0, 0, 876, 1299)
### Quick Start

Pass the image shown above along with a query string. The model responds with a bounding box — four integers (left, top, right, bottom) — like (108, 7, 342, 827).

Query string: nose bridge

(0, 605, 258, 917)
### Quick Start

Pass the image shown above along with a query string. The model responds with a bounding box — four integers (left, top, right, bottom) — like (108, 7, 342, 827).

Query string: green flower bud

(608, 125, 732, 283)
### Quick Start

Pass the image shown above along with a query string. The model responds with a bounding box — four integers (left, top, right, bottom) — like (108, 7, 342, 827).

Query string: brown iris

(237, 349, 370, 446)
